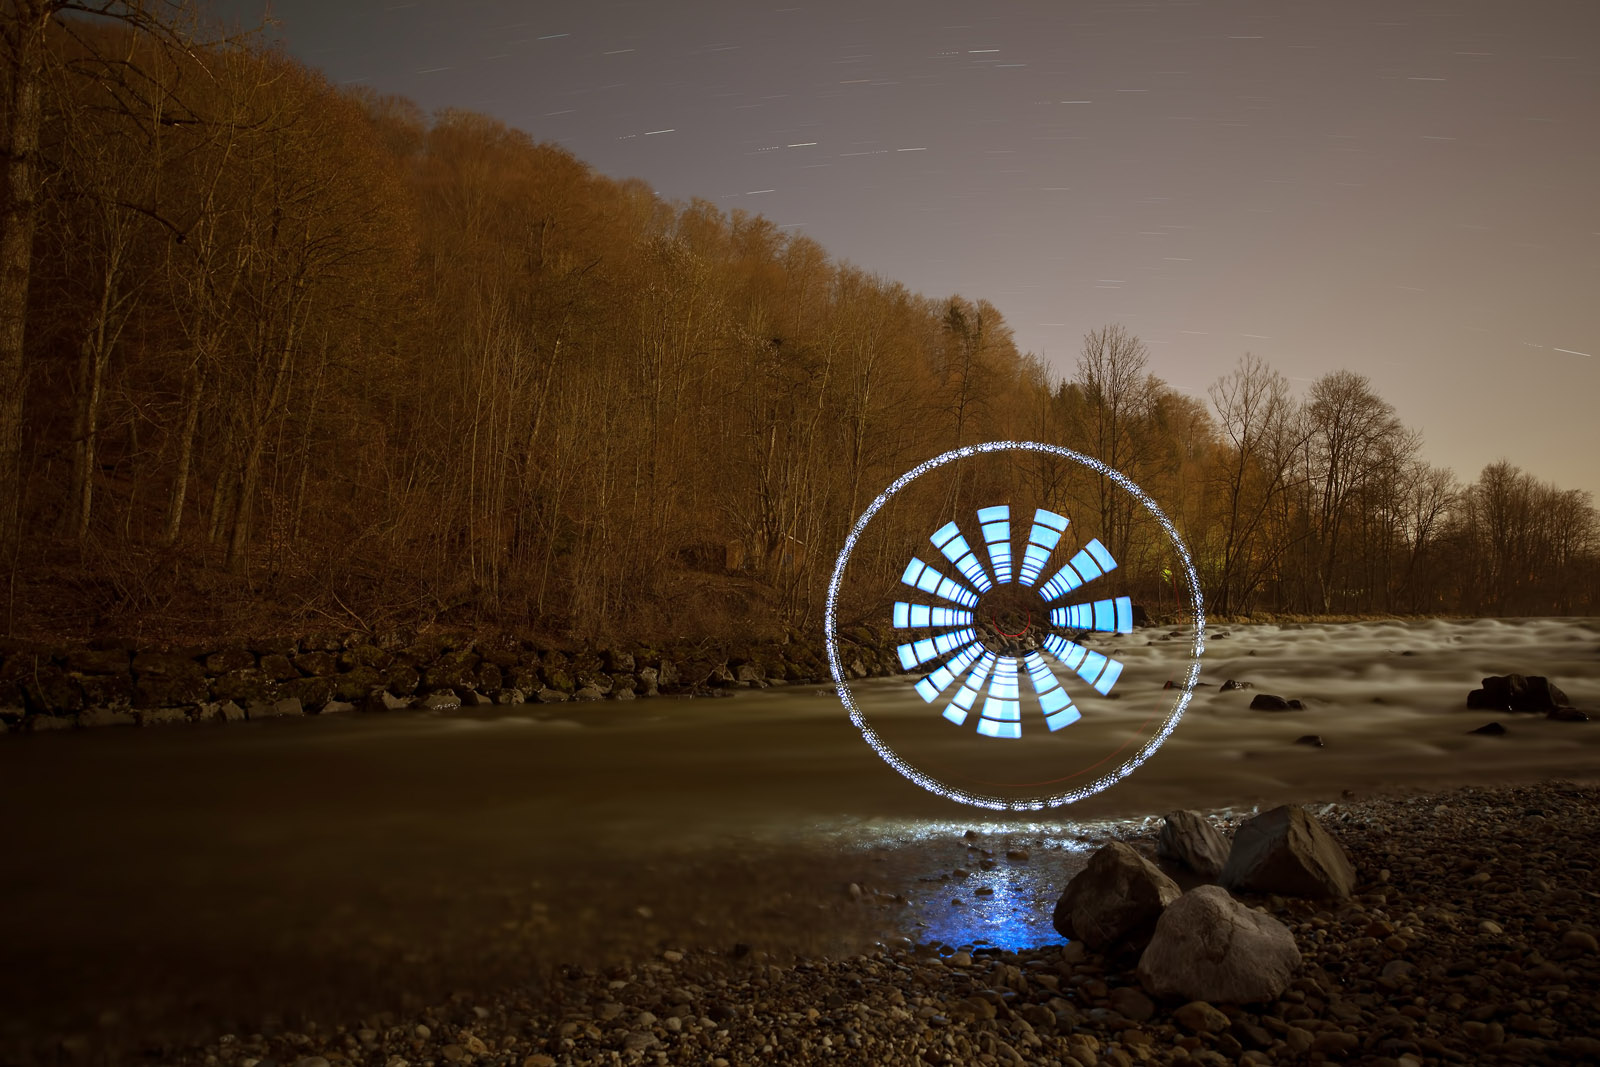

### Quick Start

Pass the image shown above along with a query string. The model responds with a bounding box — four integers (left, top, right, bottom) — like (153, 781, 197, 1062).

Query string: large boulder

(1138, 884, 1301, 1003)
(1157, 810, 1230, 879)
(63, 648, 132, 674)
(1467, 674, 1572, 712)
(1052, 842, 1181, 951)
(131, 653, 206, 708)
(1249, 694, 1304, 711)
(1221, 804, 1356, 899)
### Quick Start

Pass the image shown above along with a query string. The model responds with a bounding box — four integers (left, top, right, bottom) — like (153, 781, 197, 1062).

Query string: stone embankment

(0, 626, 903, 733)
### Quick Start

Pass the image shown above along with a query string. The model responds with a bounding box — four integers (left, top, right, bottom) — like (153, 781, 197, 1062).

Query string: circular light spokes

(825, 441, 1205, 811)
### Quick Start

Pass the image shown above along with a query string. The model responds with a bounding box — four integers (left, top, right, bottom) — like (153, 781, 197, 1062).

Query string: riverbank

(0, 625, 905, 733)
(14, 777, 1594, 1067)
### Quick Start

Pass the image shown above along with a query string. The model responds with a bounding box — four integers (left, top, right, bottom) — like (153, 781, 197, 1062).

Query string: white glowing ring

(824, 440, 1205, 810)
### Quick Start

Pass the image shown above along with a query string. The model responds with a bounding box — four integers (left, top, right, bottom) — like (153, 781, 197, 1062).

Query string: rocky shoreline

(0, 628, 904, 733)
(22, 777, 1592, 1067)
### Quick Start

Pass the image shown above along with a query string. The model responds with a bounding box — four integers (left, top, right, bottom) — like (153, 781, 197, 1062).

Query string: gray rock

(459, 688, 494, 707)
(416, 690, 461, 712)
(655, 660, 679, 688)
(534, 687, 569, 704)
(496, 687, 526, 705)
(735, 664, 766, 687)
(1171, 999, 1231, 1034)
(572, 685, 605, 701)
(136, 707, 189, 726)
(613, 687, 636, 700)
(367, 689, 412, 713)
(64, 648, 132, 674)
(1469, 673, 1572, 712)
(621, 1032, 659, 1054)
(247, 696, 304, 719)
(319, 699, 357, 714)
(1470, 721, 1507, 735)
(1108, 986, 1156, 1022)
(1221, 804, 1357, 899)
(28, 714, 74, 731)
(1157, 810, 1230, 879)
(1052, 841, 1181, 950)
(197, 700, 247, 723)
(1138, 884, 1301, 1003)
(78, 706, 136, 728)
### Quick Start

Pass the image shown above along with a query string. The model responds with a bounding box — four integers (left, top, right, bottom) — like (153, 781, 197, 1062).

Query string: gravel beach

(27, 776, 1596, 1067)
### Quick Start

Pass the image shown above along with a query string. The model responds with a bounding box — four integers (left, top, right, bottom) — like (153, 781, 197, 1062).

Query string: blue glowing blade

(930, 521, 994, 593)
(900, 556, 980, 608)
(895, 628, 978, 671)
(892, 601, 976, 630)
(1022, 651, 1081, 730)
(976, 505, 1013, 585)
(1017, 508, 1069, 587)
(976, 656, 1022, 738)
(1041, 633, 1125, 696)
(1039, 537, 1119, 603)
(1048, 595, 1133, 634)
(942, 651, 997, 725)
(914, 642, 984, 703)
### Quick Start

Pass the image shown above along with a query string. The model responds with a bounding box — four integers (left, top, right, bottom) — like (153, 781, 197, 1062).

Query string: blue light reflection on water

(914, 871, 1068, 952)
(823, 817, 1141, 953)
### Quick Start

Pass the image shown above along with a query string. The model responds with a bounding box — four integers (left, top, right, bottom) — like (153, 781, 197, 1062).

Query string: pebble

(34, 779, 1600, 1067)
(1561, 929, 1597, 952)
(1172, 1000, 1229, 1033)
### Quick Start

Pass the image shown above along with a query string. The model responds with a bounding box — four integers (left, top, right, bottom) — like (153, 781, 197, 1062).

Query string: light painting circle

(824, 441, 1206, 811)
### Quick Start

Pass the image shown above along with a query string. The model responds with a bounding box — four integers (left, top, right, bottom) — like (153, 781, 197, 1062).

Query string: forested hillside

(2, 9, 1595, 642)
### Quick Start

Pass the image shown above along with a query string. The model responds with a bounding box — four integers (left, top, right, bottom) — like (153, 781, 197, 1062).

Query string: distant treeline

(0, 6, 1594, 641)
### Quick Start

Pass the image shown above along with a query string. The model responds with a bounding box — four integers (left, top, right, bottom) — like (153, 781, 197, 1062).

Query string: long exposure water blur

(3, 618, 1597, 1047)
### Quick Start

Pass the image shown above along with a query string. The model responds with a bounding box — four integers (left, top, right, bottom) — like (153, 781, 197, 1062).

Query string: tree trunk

(163, 358, 205, 544)
(0, 2, 54, 550)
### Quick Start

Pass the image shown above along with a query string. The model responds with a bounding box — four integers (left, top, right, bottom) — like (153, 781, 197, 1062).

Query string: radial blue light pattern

(897, 507, 1136, 742)
(824, 440, 1205, 811)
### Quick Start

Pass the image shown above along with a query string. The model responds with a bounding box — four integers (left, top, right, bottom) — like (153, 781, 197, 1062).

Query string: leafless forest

(1, 5, 1595, 643)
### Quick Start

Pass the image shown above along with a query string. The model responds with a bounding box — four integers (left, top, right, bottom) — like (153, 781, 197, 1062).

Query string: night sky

(219, 0, 1599, 500)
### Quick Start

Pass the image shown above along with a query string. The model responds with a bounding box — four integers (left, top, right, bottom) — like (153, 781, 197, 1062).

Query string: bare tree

(0, 0, 203, 573)
(1071, 324, 1158, 564)
(1299, 369, 1409, 611)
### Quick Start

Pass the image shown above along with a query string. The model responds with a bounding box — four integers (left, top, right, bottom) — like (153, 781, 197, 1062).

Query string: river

(2, 617, 1597, 1048)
